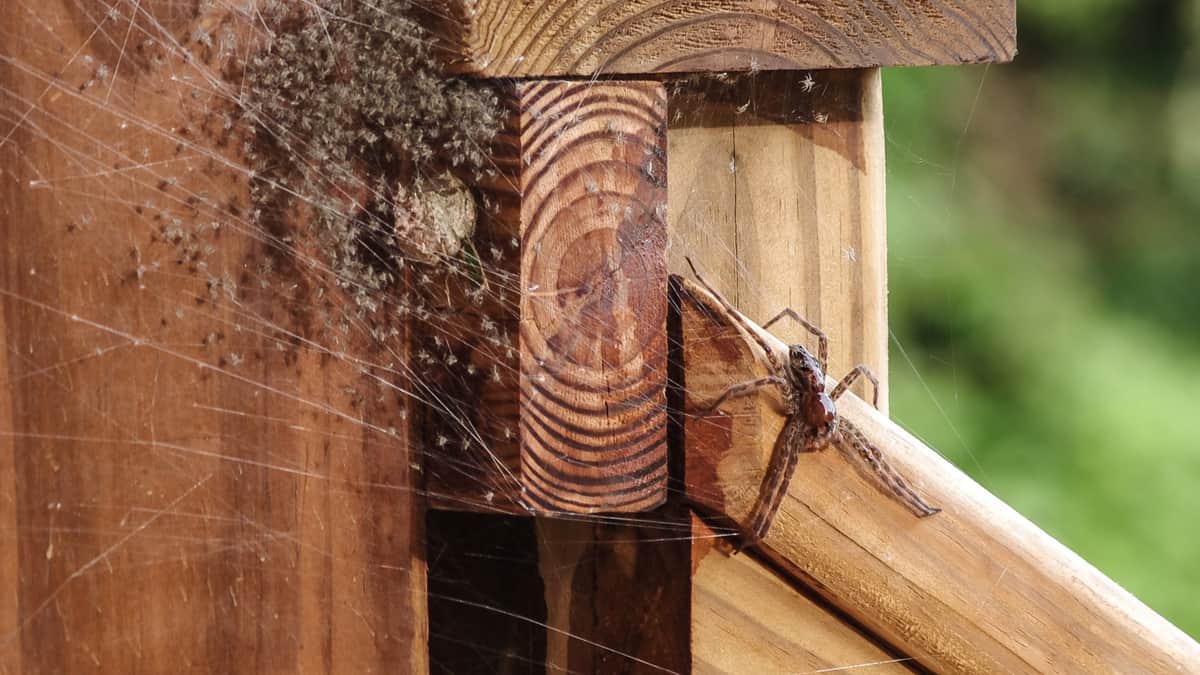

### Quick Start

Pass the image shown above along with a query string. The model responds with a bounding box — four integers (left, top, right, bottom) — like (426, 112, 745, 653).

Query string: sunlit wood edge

(678, 275, 1200, 673)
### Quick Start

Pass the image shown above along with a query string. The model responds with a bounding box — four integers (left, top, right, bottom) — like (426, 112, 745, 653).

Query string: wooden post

(668, 68, 906, 672)
(419, 80, 687, 675)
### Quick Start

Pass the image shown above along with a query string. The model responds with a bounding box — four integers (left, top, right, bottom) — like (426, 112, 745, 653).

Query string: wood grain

(0, 2, 425, 672)
(668, 69, 888, 411)
(678, 278, 1200, 674)
(689, 516, 910, 674)
(425, 81, 669, 514)
(431, 0, 1016, 77)
(668, 68, 909, 672)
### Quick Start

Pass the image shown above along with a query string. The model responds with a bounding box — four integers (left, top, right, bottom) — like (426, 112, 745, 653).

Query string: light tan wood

(669, 68, 888, 413)
(424, 80, 669, 515)
(670, 68, 908, 672)
(690, 516, 910, 674)
(432, 0, 1016, 77)
(0, 2, 425, 672)
(534, 515, 691, 674)
(679, 278, 1200, 674)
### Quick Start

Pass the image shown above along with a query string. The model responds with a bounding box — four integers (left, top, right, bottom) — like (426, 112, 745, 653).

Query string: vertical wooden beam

(0, 2, 426, 672)
(668, 68, 895, 671)
(424, 81, 669, 514)
(669, 69, 887, 408)
(533, 514, 691, 674)
(670, 68, 1200, 674)
(678, 278, 1200, 673)
(0, 306, 17, 674)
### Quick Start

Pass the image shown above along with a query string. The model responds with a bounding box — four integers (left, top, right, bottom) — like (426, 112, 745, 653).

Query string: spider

(685, 258, 940, 549)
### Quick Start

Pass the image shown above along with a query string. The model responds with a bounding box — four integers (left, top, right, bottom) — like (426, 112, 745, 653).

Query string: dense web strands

(0, 0, 518, 670)
(239, 0, 501, 313)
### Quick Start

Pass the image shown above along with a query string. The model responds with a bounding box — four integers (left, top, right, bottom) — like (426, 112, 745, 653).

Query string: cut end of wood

(430, 1, 1017, 77)
(424, 81, 670, 515)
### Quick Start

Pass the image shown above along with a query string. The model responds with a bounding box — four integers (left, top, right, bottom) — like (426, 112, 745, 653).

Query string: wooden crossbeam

(428, 0, 1016, 77)
(667, 68, 910, 673)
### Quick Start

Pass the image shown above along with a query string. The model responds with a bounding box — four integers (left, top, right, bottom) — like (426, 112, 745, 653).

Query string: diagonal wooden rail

(677, 275, 1200, 674)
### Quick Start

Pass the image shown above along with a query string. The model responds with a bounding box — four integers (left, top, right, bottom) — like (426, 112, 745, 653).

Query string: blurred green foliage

(883, 1, 1200, 637)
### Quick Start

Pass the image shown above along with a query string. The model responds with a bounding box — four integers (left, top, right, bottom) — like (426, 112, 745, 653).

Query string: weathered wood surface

(678, 278, 1200, 674)
(668, 68, 906, 671)
(0, 2, 426, 672)
(424, 80, 669, 515)
(668, 69, 888, 416)
(432, 0, 1016, 77)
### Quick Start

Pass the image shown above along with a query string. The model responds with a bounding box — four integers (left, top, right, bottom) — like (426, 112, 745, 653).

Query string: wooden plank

(690, 516, 910, 674)
(0, 305, 17, 675)
(423, 511, 691, 674)
(536, 515, 691, 674)
(430, 0, 1016, 77)
(668, 69, 888, 421)
(678, 278, 1200, 673)
(0, 2, 425, 672)
(668, 68, 906, 671)
(424, 80, 669, 515)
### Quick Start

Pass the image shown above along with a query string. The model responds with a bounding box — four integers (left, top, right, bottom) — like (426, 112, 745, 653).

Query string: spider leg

(684, 257, 787, 375)
(832, 420, 940, 518)
(762, 308, 829, 372)
(694, 375, 785, 416)
(830, 364, 880, 410)
(739, 416, 816, 550)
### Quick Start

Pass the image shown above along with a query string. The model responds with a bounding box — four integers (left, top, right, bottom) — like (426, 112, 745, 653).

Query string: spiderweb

(7, 1, 1186, 673)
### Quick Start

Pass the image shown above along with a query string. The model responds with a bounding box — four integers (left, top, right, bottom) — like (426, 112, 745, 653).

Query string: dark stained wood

(535, 514, 691, 674)
(431, 0, 1016, 77)
(666, 69, 889, 404)
(424, 81, 669, 515)
(0, 1, 426, 672)
(426, 512, 548, 674)
(677, 277, 1200, 674)
(423, 511, 691, 675)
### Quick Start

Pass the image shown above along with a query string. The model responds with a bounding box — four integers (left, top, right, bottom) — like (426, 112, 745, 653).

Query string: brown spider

(685, 258, 940, 548)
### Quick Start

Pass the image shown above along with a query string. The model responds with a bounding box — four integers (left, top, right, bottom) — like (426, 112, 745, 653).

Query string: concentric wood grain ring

(516, 81, 668, 513)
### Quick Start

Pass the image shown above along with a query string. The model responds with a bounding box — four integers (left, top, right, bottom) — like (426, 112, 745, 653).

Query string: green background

(884, 2, 1200, 637)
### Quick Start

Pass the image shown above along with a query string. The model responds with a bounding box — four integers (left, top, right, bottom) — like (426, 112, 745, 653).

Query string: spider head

(787, 344, 825, 384)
